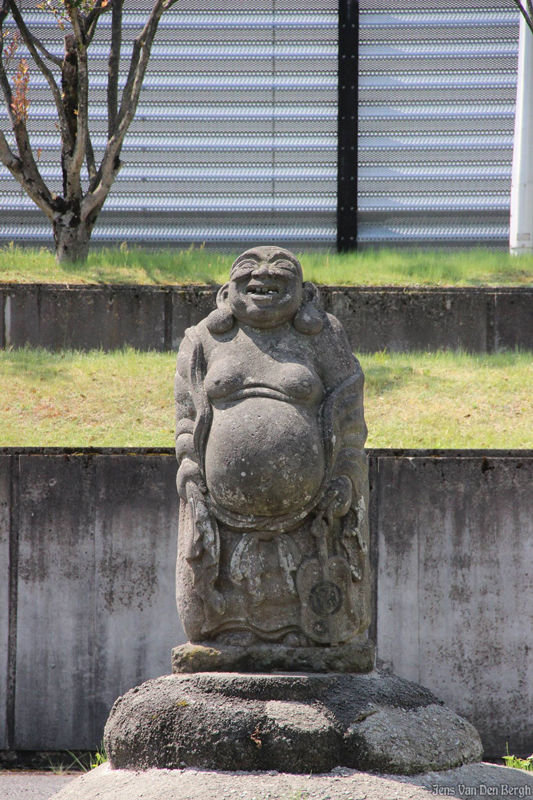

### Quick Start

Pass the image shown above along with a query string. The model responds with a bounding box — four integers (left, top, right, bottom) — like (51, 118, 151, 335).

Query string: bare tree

(0, 0, 177, 263)
(513, 1, 533, 32)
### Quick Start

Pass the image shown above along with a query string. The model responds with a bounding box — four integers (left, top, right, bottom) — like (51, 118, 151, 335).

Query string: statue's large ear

(216, 282, 230, 308)
(293, 281, 323, 335)
(206, 282, 234, 334)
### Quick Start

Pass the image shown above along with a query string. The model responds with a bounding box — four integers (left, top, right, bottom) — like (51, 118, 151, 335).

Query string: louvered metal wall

(0, 0, 338, 250)
(358, 0, 520, 247)
(0, 1, 520, 249)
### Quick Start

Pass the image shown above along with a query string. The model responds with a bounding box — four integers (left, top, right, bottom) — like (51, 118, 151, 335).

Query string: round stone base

(172, 638, 375, 674)
(104, 670, 483, 776)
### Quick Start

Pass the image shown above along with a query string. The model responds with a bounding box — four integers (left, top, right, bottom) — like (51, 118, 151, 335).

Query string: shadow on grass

(364, 363, 416, 394)
(0, 347, 74, 380)
(86, 245, 235, 285)
(363, 361, 453, 395)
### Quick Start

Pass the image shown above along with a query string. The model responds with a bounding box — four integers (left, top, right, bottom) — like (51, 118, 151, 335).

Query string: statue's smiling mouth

(246, 283, 280, 297)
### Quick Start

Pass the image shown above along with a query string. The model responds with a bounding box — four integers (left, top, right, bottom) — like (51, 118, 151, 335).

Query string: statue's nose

(251, 264, 270, 277)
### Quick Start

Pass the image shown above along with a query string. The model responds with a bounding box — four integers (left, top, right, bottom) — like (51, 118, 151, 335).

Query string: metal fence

(0, 0, 520, 249)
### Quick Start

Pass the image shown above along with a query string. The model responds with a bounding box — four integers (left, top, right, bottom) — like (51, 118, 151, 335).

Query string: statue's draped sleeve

(318, 313, 368, 497)
(174, 333, 197, 467)
(175, 329, 225, 624)
(316, 313, 370, 628)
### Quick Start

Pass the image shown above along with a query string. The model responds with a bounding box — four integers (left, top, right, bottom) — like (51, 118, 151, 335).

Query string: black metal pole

(337, 0, 359, 252)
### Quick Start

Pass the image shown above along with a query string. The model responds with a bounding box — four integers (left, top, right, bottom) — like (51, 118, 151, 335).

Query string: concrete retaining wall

(1, 449, 532, 759)
(373, 453, 533, 762)
(0, 450, 182, 753)
(1, 285, 532, 353)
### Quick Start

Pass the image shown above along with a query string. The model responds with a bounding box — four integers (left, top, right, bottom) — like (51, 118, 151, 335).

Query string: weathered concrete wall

(1, 284, 532, 353)
(0, 457, 11, 751)
(375, 453, 533, 762)
(2, 451, 183, 752)
(0, 449, 532, 759)
(1, 285, 170, 352)
(326, 288, 494, 353)
(494, 292, 533, 350)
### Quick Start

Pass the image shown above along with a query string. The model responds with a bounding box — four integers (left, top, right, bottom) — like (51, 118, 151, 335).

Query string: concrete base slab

(103, 670, 483, 775)
(52, 762, 533, 800)
(0, 772, 76, 800)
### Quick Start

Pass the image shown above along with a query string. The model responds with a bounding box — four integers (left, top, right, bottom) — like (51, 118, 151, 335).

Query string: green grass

(364, 350, 532, 448)
(0, 244, 532, 286)
(46, 745, 107, 774)
(503, 746, 533, 772)
(0, 348, 531, 449)
(503, 755, 533, 771)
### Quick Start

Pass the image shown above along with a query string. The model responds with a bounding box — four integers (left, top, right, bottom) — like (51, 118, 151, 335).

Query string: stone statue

(99, 246, 484, 781)
(174, 246, 371, 663)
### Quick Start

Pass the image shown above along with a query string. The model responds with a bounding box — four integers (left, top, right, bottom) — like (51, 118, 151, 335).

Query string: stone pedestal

(103, 670, 483, 776)
(172, 637, 375, 674)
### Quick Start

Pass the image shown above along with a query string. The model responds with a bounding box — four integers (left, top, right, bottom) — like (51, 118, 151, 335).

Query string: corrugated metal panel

(0, 0, 521, 249)
(0, 0, 338, 249)
(358, 0, 519, 247)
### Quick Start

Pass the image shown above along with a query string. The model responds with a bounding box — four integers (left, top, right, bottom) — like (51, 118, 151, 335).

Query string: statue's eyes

(232, 259, 295, 279)
(271, 261, 297, 275)
(232, 263, 255, 278)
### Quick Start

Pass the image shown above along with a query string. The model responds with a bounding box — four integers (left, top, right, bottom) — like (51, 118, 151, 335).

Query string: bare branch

(86, 128, 96, 181)
(0, 127, 18, 170)
(0, 6, 16, 128)
(0, 129, 54, 219)
(85, 0, 113, 46)
(0, 6, 54, 214)
(85, 0, 111, 30)
(65, 8, 88, 199)
(513, 0, 533, 33)
(107, 0, 122, 137)
(6, 0, 72, 149)
(27, 30, 62, 68)
(83, 0, 173, 217)
(115, 0, 174, 133)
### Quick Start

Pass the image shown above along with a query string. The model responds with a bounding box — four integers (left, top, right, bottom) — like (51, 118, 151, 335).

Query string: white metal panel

(358, 0, 519, 247)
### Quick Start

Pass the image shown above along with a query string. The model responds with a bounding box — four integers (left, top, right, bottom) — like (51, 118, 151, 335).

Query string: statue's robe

(174, 309, 371, 645)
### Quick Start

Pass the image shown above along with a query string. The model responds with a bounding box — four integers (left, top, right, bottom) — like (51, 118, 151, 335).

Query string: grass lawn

(0, 245, 533, 286)
(0, 348, 531, 449)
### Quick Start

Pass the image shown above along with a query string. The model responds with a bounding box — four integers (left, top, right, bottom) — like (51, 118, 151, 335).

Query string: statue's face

(228, 247, 303, 329)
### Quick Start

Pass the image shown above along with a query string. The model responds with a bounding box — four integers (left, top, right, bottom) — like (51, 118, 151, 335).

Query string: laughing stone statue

(102, 246, 483, 778)
(173, 246, 373, 671)
(102, 248, 483, 776)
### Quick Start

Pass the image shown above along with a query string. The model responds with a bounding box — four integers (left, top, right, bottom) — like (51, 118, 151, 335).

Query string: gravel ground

(0, 772, 76, 800)
(51, 762, 533, 800)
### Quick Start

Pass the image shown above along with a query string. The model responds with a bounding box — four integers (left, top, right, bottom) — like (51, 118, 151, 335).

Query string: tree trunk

(53, 211, 93, 264)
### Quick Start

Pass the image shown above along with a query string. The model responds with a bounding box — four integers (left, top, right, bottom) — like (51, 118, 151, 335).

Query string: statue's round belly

(205, 398, 324, 517)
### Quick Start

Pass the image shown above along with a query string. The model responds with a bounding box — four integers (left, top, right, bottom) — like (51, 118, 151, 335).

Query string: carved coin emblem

(312, 619, 328, 637)
(309, 581, 343, 617)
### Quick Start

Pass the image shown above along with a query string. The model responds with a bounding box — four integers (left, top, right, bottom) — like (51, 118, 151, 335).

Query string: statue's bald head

(230, 246, 303, 281)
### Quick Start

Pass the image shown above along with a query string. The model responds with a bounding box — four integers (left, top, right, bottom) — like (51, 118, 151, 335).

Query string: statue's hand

(177, 458, 207, 500)
(317, 475, 352, 525)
